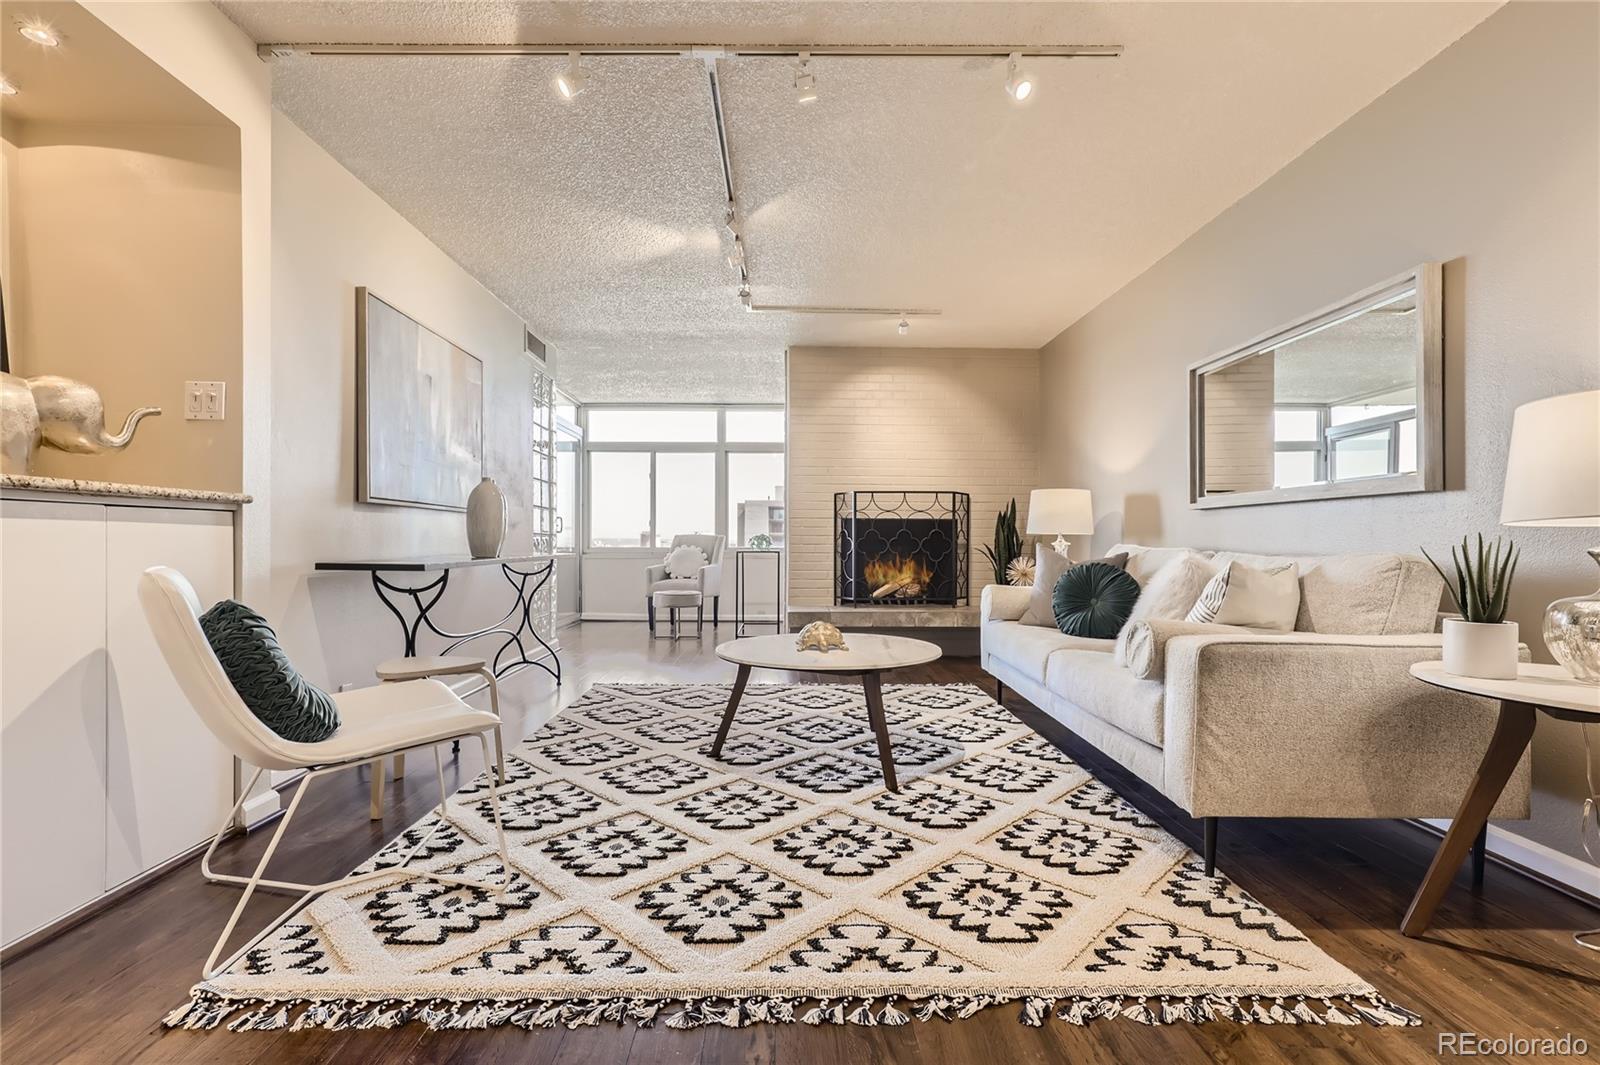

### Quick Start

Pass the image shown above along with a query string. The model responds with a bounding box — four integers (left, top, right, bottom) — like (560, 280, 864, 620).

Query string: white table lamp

(1027, 489, 1095, 557)
(1500, 389, 1600, 680)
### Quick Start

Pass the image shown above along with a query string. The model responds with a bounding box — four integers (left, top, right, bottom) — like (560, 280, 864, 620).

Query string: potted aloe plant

(1423, 534, 1521, 679)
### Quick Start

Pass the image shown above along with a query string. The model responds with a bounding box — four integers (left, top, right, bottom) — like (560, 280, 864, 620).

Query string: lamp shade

(1026, 489, 1095, 535)
(1500, 389, 1600, 527)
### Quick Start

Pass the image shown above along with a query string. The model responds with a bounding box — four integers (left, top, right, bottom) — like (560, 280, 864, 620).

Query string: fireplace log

(871, 574, 917, 599)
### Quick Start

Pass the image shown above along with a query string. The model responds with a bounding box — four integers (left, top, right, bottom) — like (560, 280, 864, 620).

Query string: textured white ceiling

(217, 1, 1498, 402)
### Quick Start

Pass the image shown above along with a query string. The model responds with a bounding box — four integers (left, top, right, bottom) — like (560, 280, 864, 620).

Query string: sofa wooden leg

(1203, 817, 1219, 876)
(995, 678, 1005, 704)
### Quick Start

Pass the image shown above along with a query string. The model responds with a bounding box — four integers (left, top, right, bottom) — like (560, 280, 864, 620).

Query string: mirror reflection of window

(1200, 284, 1423, 497)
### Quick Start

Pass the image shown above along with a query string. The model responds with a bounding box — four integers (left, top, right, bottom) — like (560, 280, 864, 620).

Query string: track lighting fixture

(898, 318, 910, 336)
(794, 51, 817, 104)
(1004, 53, 1035, 102)
(555, 51, 587, 99)
(17, 19, 59, 47)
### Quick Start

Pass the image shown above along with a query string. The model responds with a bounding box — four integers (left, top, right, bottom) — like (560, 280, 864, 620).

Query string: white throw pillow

(664, 545, 708, 579)
(1186, 560, 1301, 632)
(1113, 555, 1217, 664)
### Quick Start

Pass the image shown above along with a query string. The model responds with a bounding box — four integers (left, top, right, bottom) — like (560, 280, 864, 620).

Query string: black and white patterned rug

(167, 683, 1418, 1032)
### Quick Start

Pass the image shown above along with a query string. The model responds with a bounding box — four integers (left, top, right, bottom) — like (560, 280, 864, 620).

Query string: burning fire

(865, 554, 934, 599)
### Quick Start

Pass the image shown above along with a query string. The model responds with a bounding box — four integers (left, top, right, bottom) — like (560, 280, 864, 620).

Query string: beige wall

(1039, 3, 1599, 862)
(82, 0, 274, 607)
(787, 346, 1040, 608)
(269, 111, 540, 691)
(4, 119, 242, 490)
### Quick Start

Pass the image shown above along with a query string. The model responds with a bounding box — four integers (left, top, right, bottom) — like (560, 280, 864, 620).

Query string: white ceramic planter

(1441, 618, 1520, 680)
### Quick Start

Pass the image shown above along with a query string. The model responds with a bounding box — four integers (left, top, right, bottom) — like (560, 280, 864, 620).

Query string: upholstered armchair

(645, 534, 725, 633)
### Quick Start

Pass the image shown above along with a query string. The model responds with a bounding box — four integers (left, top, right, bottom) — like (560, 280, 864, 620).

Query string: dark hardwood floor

(3, 623, 1596, 1064)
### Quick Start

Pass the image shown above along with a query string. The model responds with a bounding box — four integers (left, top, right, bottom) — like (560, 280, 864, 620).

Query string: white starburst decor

(1007, 554, 1036, 586)
(165, 684, 1419, 1034)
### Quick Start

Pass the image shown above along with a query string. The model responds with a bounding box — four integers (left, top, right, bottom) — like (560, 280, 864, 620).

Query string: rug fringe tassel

(161, 988, 1422, 1033)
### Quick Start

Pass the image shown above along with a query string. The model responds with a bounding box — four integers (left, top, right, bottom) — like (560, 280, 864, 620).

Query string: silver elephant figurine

(1, 372, 161, 475)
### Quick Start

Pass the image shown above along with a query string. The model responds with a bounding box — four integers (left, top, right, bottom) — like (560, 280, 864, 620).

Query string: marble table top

(1410, 661, 1599, 715)
(716, 632, 943, 673)
(1, 474, 251, 505)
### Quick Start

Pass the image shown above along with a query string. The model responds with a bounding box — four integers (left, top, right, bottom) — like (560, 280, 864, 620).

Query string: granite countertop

(0, 474, 252, 505)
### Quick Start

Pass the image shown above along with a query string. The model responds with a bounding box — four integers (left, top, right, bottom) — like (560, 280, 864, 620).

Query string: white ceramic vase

(1441, 618, 1519, 680)
(466, 476, 506, 559)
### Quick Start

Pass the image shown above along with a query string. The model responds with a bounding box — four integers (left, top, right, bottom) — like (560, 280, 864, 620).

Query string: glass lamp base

(1545, 547, 1600, 682)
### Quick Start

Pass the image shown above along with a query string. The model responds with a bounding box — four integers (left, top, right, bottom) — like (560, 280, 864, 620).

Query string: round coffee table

(711, 633, 943, 792)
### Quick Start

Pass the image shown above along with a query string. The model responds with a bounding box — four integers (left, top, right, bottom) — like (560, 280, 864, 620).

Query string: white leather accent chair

(138, 566, 514, 979)
(645, 534, 725, 633)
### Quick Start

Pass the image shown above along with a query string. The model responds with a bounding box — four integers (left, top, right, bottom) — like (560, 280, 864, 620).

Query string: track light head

(794, 52, 817, 104)
(0, 74, 16, 96)
(555, 51, 587, 99)
(898, 318, 910, 336)
(1004, 53, 1035, 102)
(17, 19, 59, 47)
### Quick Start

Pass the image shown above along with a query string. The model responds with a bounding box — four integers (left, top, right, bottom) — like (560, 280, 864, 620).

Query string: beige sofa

(980, 543, 1531, 872)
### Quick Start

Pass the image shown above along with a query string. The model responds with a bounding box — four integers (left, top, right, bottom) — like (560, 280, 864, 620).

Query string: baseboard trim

(0, 829, 237, 963)
(1412, 818, 1599, 904)
(242, 787, 282, 827)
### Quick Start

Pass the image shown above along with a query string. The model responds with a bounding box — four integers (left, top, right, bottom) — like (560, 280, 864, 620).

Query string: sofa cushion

(985, 621, 1113, 685)
(1046, 649, 1166, 747)
(1112, 544, 1213, 586)
(1211, 550, 1443, 634)
(1020, 545, 1128, 627)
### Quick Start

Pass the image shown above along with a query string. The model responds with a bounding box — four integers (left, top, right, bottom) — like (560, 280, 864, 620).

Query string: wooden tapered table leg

(709, 663, 752, 758)
(1400, 699, 1537, 936)
(861, 671, 900, 793)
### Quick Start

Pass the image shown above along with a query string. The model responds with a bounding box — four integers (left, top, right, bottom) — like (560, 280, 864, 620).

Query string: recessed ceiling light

(17, 19, 59, 47)
(555, 52, 586, 99)
(1004, 53, 1035, 102)
(898, 318, 910, 336)
(794, 52, 817, 104)
(0, 74, 17, 95)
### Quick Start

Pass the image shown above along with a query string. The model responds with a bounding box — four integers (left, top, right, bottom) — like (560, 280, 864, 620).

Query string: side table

(1402, 661, 1598, 936)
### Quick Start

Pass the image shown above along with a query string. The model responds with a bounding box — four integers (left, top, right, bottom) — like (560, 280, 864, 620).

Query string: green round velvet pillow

(1052, 561, 1142, 638)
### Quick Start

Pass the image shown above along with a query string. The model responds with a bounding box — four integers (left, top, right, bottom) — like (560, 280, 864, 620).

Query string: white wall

(787, 346, 1041, 609)
(1039, 3, 1598, 864)
(269, 112, 545, 691)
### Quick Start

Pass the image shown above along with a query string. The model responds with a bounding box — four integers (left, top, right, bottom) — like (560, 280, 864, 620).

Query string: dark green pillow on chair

(199, 600, 340, 743)
(1052, 561, 1142, 639)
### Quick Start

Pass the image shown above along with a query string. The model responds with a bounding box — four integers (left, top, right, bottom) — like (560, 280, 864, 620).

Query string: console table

(314, 554, 561, 684)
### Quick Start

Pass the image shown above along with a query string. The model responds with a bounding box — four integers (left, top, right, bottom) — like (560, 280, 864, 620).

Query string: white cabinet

(104, 507, 234, 890)
(0, 501, 109, 945)
(0, 496, 236, 947)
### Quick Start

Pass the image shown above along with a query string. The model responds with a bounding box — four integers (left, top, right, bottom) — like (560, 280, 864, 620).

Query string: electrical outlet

(185, 381, 226, 420)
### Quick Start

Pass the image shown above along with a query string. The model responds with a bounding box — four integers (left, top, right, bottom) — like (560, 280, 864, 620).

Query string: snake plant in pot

(980, 498, 1024, 587)
(1423, 534, 1521, 679)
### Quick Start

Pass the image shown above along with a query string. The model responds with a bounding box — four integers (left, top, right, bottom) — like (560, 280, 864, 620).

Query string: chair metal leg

(199, 732, 513, 979)
(712, 596, 719, 627)
(696, 601, 704, 637)
(647, 597, 656, 634)
(474, 667, 506, 784)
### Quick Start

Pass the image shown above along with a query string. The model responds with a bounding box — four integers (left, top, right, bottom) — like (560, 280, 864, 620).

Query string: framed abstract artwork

(356, 287, 484, 511)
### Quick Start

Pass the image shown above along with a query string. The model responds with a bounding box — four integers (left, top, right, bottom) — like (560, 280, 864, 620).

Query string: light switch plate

(185, 381, 225, 421)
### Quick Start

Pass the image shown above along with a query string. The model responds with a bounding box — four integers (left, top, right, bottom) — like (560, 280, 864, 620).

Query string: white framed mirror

(1189, 263, 1442, 509)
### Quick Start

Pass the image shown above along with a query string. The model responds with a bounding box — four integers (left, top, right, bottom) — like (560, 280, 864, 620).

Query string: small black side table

(732, 548, 783, 637)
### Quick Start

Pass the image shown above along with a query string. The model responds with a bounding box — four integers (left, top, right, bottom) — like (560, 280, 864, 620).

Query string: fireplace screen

(835, 491, 970, 606)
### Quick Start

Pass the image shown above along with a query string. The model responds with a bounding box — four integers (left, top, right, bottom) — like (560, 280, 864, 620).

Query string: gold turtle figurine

(795, 621, 849, 653)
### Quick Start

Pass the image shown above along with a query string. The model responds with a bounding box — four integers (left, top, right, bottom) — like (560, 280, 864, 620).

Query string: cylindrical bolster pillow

(1120, 619, 1259, 680)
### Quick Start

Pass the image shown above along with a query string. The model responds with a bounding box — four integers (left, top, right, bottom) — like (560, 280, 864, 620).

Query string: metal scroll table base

(370, 559, 562, 685)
